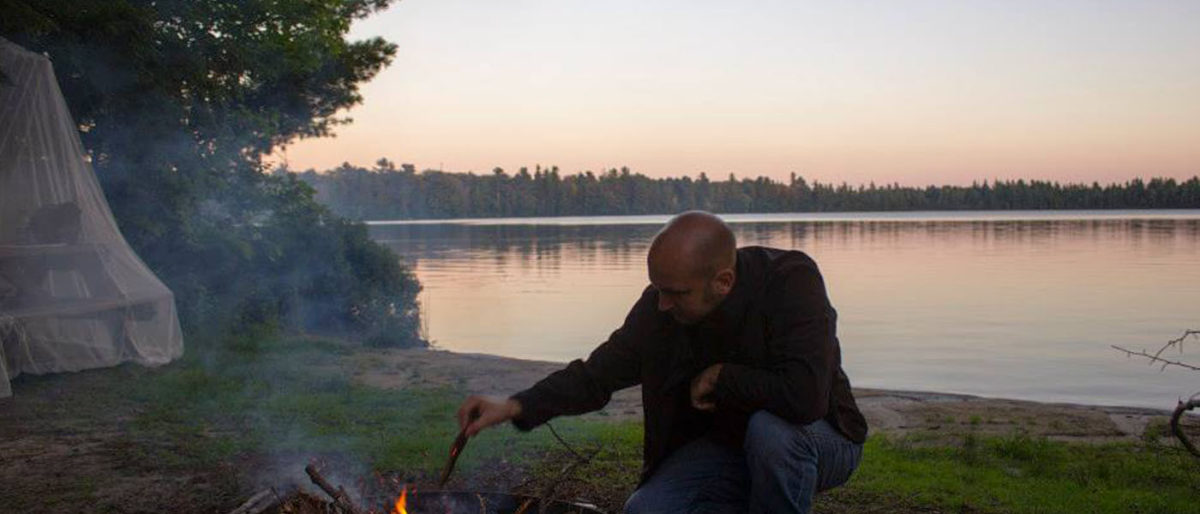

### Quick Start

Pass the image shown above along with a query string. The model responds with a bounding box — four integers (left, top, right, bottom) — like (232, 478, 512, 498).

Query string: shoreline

(351, 347, 1179, 444)
(364, 208, 1200, 226)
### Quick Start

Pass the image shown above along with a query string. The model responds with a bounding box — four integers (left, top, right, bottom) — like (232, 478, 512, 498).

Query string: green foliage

(298, 160, 1200, 219)
(1, 0, 424, 347)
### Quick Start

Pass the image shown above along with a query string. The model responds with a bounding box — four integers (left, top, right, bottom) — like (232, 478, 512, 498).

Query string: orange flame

(391, 485, 408, 514)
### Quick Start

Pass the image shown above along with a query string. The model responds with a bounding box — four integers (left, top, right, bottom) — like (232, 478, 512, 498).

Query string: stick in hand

(438, 412, 477, 488)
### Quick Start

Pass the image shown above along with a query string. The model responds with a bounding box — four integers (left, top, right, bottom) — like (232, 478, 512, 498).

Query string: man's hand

(457, 395, 523, 437)
(690, 363, 724, 411)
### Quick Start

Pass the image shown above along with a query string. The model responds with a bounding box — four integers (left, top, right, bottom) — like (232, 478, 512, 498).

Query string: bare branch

(1152, 329, 1200, 361)
(1112, 345, 1200, 372)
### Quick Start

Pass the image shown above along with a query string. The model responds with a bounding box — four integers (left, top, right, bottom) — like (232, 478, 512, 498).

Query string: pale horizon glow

(278, 1, 1200, 187)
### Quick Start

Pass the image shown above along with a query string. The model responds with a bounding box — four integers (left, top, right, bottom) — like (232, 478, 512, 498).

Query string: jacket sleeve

(710, 262, 839, 425)
(509, 289, 652, 431)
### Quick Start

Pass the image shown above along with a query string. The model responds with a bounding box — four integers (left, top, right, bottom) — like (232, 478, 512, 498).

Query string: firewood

(513, 497, 535, 514)
(278, 491, 331, 514)
(305, 464, 364, 514)
(227, 489, 276, 514)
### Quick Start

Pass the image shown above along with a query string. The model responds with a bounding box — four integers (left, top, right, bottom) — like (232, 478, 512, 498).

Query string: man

(457, 211, 867, 513)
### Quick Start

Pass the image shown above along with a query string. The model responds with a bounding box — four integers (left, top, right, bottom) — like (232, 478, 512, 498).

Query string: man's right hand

(457, 395, 522, 437)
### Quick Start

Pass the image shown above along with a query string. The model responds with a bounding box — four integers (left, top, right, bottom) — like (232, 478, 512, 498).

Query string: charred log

(305, 464, 364, 514)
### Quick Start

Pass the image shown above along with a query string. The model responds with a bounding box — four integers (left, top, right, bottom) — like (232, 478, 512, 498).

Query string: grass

(519, 424, 1200, 513)
(115, 336, 637, 478)
(830, 433, 1200, 513)
(8, 335, 1200, 513)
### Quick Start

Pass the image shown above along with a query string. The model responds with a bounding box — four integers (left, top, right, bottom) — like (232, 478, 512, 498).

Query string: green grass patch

(843, 433, 1200, 513)
(118, 336, 640, 479)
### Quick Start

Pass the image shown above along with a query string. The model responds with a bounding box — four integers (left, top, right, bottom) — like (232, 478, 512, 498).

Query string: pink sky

(278, 1, 1200, 187)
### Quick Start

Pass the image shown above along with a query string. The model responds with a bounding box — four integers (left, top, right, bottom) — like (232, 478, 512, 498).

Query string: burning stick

(305, 463, 364, 514)
(439, 410, 479, 489)
(513, 497, 535, 514)
(438, 426, 471, 488)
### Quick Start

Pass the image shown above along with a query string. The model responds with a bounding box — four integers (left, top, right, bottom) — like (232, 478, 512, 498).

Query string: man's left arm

(709, 264, 839, 425)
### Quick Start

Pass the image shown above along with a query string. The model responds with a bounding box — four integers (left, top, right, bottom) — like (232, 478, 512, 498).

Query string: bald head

(646, 211, 737, 324)
(649, 211, 737, 280)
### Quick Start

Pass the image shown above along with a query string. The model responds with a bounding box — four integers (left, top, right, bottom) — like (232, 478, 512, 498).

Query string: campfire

(227, 420, 602, 514)
(226, 464, 603, 514)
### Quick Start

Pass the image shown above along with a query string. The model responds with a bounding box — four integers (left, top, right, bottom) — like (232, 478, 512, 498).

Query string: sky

(278, 1, 1200, 187)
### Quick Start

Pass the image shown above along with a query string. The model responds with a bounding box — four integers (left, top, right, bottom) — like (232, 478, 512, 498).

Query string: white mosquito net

(0, 37, 183, 397)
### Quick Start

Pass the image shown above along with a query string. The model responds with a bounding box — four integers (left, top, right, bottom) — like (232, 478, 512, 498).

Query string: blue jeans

(624, 411, 863, 514)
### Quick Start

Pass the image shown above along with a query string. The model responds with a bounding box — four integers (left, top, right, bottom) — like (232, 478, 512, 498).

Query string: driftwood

(1171, 394, 1200, 458)
(227, 489, 277, 514)
(305, 464, 364, 514)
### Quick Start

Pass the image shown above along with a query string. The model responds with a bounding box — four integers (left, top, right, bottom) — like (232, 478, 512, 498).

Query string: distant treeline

(291, 159, 1200, 220)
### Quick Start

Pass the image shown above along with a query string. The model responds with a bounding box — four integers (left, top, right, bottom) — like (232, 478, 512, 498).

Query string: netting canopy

(0, 37, 183, 397)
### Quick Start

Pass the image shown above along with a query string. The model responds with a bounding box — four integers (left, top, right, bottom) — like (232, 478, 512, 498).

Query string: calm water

(369, 210, 1200, 410)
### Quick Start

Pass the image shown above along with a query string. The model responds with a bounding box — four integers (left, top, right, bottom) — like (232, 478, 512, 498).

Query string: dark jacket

(511, 246, 868, 483)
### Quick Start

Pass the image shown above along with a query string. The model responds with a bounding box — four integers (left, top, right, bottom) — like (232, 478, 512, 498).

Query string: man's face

(648, 261, 728, 325)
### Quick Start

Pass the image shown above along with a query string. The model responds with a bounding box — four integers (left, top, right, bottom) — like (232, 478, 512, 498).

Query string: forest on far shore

(290, 160, 1200, 220)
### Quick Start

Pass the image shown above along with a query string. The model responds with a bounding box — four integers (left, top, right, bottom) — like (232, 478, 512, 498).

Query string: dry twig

(1112, 329, 1200, 371)
(514, 423, 603, 514)
(278, 490, 335, 514)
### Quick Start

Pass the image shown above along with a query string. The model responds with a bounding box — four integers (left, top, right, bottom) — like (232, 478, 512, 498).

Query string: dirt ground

(0, 367, 248, 513)
(1, 347, 1192, 513)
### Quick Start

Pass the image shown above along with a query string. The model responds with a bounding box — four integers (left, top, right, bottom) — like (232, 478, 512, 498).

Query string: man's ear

(713, 268, 735, 295)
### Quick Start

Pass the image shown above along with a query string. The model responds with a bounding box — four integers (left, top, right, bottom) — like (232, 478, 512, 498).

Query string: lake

(368, 210, 1200, 410)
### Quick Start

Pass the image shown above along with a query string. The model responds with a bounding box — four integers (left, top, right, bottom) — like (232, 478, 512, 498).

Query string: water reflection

(370, 214, 1200, 409)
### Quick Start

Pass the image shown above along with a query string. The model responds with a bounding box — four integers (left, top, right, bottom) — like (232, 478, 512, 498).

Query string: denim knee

(744, 411, 816, 464)
(623, 488, 647, 514)
(624, 485, 678, 514)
